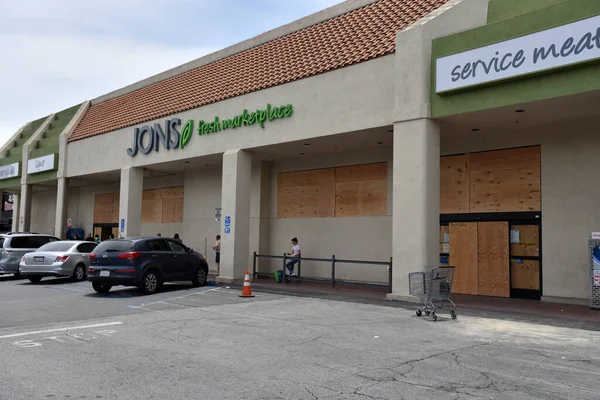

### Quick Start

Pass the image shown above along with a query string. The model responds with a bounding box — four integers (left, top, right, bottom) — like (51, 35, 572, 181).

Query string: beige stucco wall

(30, 189, 57, 235)
(264, 147, 393, 283)
(65, 55, 395, 177)
(440, 116, 598, 303)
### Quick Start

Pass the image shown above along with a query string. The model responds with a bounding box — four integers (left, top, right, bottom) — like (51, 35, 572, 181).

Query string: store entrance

(93, 224, 118, 241)
(440, 213, 541, 300)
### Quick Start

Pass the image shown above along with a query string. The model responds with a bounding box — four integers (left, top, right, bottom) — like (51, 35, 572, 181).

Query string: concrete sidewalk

(232, 277, 600, 329)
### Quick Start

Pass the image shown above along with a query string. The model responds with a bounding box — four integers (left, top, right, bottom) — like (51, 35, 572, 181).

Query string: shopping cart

(408, 266, 457, 321)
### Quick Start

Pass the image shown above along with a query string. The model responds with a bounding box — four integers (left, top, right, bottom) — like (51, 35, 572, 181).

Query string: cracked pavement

(0, 278, 599, 399)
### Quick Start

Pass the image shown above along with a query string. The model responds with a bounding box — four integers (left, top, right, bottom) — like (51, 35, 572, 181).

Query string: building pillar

(118, 167, 143, 238)
(387, 118, 440, 301)
(249, 160, 272, 274)
(18, 184, 32, 232)
(220, 149, 252, 281)
(55, 177, 68, 238)
(11, 194, 20, 232)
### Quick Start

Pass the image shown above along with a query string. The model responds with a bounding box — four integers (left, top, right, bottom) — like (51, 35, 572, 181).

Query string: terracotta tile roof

(69, 0, 449, 142)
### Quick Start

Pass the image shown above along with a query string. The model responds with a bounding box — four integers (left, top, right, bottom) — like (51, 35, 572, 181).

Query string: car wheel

(28, 277, 42, 284)
(141, 271, 160, 295)
(92, 282, 112, 294)
(192, 266, 208, 287)
(13, 271, 22, 279)
(71, 264, 86, 282)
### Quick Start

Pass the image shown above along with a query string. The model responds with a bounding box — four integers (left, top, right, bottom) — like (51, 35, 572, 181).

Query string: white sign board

(28, 154, 56, 174)
(436, 15, 600, 93)
(592, 232, 600, 240)
(0, 163, 19, 180)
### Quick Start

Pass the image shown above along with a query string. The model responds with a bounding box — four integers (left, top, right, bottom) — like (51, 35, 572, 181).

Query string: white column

(55, 177, 68, 238)
(387, 118, 440, 301)
(11, 194, 20, 232)
(249, 160, 271, 273)
(18, 184, 32, 232)
(118, 167, 143, 238)
(220, 149, 252, 281)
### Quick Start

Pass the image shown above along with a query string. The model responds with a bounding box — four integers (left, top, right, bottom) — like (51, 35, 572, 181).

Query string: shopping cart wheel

(416, 310, 422, 317)
(450, 311, 457, 320)
(431, 313, 437, 321)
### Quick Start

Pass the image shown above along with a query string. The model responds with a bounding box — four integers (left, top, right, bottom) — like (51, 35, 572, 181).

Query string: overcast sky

(0, 0, 343, 147)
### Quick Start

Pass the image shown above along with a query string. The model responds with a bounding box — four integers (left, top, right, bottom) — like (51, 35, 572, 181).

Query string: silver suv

(0, 233, 61, 277)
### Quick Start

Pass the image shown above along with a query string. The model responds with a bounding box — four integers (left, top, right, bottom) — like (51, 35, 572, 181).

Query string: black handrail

(252, 252, 393, 293)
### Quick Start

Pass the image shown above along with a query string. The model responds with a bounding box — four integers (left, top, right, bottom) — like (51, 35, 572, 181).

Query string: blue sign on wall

(224, 216, 231, 234)
(120, 218, 125, 233)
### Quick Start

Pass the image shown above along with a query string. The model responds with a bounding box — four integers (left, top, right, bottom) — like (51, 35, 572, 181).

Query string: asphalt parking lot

(0, 275, 599, 400)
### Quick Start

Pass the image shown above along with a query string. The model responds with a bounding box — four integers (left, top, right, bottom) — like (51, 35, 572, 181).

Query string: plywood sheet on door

(277, 169, 335, 218)
(335, 163, 387, 217)
(440, 155, 469, 214)
(510, 225, 539, 257)
(511, 260, 540, 290)
(162, 197, 184, 223)
(470, 147, 540, 213)
(111, 193, 120, 223)
(477, 221, 510, 297)
(449, 222, 478, 295)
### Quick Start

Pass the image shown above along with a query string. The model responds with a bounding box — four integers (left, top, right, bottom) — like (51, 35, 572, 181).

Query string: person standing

(157, 233, 162, 237)
(212, 235, 221, 275)
(174, 233, 182, 243)
(285, 237, 301, 277)
(94, 234, 100, 244)
(85, 233, 94, 242)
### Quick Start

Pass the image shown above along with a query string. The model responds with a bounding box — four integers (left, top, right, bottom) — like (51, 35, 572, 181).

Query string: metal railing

(252, 252, 393, 293)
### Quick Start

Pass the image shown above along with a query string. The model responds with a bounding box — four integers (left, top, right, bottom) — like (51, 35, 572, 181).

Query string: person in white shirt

(285, 237, 301, 276)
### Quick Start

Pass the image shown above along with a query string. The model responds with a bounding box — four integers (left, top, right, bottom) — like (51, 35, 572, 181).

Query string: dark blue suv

(88, 237, 209, 295)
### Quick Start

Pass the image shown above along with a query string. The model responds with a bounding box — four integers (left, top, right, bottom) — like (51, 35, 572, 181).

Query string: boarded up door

(477, 222, 510, 297)
(449, 222, 478, 295)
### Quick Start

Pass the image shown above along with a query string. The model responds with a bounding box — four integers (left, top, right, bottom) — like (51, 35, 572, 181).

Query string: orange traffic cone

(239, 270, 255, 298)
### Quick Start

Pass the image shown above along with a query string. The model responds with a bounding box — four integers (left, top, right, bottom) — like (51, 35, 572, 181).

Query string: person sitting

(285, 237, 301, 277)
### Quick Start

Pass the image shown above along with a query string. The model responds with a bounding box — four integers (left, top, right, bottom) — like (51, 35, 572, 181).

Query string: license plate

(34, 256, 44, 262)
(100, 270, 110, 277)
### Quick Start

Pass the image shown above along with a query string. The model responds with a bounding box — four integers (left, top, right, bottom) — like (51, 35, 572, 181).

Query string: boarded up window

(277, 162, 387, 218)
(440, 155, 469, 214)
(94, 186, 184, 224)
(440, 146, 541, 214)
(335, 163, 387, 217)
(277, 169, 335, 218)
(94, 193, 119, 224)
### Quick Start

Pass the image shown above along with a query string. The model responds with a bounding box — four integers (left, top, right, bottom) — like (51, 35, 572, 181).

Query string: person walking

(285, 237, 301, 277)
(212, 235, 221, 275)
(174, 233, 182, 243)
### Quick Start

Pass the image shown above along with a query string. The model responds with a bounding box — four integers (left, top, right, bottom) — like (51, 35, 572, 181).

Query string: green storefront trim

(487, 0, 568, 24)
(431, 0, 600, 118)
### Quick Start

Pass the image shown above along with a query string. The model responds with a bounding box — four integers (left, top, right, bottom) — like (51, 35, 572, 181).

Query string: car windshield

(93, 240, 134, 253)
(37, 242, 73, 252)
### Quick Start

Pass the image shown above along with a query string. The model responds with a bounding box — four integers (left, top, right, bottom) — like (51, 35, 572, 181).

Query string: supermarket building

(1, 0, 600, 306)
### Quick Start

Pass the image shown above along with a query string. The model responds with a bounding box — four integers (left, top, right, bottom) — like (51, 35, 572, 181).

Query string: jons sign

(127, 103, 294, 157)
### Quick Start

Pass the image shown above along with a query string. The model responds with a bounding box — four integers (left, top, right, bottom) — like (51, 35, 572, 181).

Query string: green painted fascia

(487, 0, 568, 24)
(2, 116, 48, 162)
(29, 105, 78, 160)
(431, 0, 600, 118)
(0, 177, 22, 191)
(28, 170, 57, 185)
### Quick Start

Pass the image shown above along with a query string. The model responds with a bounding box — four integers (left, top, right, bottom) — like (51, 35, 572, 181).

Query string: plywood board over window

(161, 187, 184, 223)
(440, 155, 469, 214)
(277, 169, 335, 218)
(470, 147, 540, 213)
(335, 163, 387, 217)
(142, 189, 162, 223)
(449, 222, 478, 295)
(94, 193, 119, 224)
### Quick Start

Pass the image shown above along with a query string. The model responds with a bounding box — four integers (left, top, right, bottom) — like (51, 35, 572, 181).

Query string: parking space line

(0, 321, 123, 340)
(126, 287, 221, 308)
